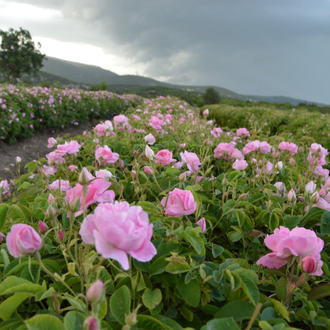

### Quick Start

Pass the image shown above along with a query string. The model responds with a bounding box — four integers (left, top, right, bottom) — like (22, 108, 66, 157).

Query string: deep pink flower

(79, 201, 156, 270)
(149, 116, 164, 130)
(65, 168, 115, 217)
(161, 188, 196, 217)
(144, 166, 153, 175)
(197, 218, 206, 232)
(256, 226, 324, 276)
(155, 149, 176, 166)
(7, 224, 42, 258)
(95, 145, 119, 165)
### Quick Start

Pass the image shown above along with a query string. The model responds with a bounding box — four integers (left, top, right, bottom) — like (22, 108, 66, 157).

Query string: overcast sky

(0, 0, 330, 104)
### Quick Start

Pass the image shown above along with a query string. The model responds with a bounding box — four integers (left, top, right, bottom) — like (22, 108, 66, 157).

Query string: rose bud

(58, 229, 64, 242)
(197, 218, 206, 233)
(38, 220, 47, 234)
(87, 280, 104, 303)
(302, 256, 317, 274)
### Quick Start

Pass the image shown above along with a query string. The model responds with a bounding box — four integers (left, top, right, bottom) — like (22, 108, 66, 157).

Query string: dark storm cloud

(7, 0, 330, 103)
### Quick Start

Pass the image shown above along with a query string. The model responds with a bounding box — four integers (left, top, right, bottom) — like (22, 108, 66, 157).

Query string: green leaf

(142, 288, 162, 310)
(25, 314, 65, 330)
(0, 276, 32, 294)
(133, 315, 169, 330)
(0, 283, 43, 295)
(286, 216, 301, 229)
(321, 210, 330, 234)
(258, 321, 273, 330)
(0, 204, 9, 231)
(109, 285, 131, 325)
(0, 293, 33, 321)
(212, 244, 224, 258)
(202, 317, 240, 330)
(63, 311, 85, 330)
(10, 205, 29, 222)
(177, 277, 200, 307)
(165, 256, 190, 274)
(269, 298, 290, 322)
(276, 277, 288, 302)
(149, 256, 169, 276)
(99, 298, 108, 319)
(269, 213, 279, 231)
(215, 300, 255, 321)
(153, 315, 183, 330)
(24, 161, 38, 173)
(181, 228, 205, 255)
(307, 283, 330, 300)
(240, 274, 259, 305)
(137, 202, 160, 215)
(301, 207, 324, 227)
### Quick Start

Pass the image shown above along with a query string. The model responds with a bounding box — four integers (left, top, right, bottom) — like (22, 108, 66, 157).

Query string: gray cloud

(4, 0, 330, 103)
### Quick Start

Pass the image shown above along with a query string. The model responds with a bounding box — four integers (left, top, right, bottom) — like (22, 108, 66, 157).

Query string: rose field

(1, 86, 330, 329)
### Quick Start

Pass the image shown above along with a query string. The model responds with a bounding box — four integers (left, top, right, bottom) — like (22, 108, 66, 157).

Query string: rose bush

(0, 90, 329, 329)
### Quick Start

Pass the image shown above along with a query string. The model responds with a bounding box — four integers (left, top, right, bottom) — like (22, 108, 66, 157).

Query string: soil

(0, 121, 99, 180)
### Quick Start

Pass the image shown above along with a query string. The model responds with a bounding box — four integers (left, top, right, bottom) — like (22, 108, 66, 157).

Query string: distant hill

(19, 56, 325, 106)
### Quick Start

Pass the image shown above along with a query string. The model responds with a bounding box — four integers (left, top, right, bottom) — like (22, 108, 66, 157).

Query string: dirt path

(0, 121, 98, 180)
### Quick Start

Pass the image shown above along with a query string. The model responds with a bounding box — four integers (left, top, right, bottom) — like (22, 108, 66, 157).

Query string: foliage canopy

(203, 87, 221, 105)
(0, 27, 46, 83)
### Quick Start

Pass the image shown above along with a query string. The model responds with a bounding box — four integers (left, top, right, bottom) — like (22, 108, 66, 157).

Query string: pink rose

(6, 224, 42, 258)
(210, 127, 223, 138)
(95, 145, 119, 165)
(259, 141, 271, 154)
(65, 168, 115, 217)
(236, 128, 250, 137)
(56, 140, 81, 156)
(113, 115, 129, 128)
(279, 142, 298, 155)
(180, 151, 201, 172)
(47, 137, 57, 148)
(310, 143, 328, 158)
(49, 179, 71, 192)
(149, 116, 164, 130)
(256, 226, 324, 276)
(155, 149, 176, 166)
(203, 109, 209, 115)
(68, 165, 78, 171)
(79, 201, 157, 270)
(305, 181, 316, 194)
(46, 152, 65, 165)
(144, 133, 156, 145)
(161, 188, 196, 217)
(214, 143, 244, 161)
(232, 159, 248, 171)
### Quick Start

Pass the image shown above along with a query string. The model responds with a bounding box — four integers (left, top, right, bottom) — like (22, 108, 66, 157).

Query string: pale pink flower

(203, 109, 209, 115)
(305, 181, 316, 194)
(287, 189, 296, 202)
(145, 145, 154, 160)
(214, 143, 244, 161)
(256, 226, 323, 276)
(236, 128, 250, 137)
(161, 188, 196, 217)
(180, 151, 201, 172)
(79, 201, 157, 270)
(95, 145, 119, 165)
(113, 115, 129, 128)
(232, 159, 248, 171)
(6, 224, 42, 258)
(144, 133, 156, 145)
(56, 140, 81, 156)
(49, 179, 71, 192)
(47, 137, 57, 148)
(279, 142, 298, 155)
(210, 127, 223, 138)
(68, 165, 78, 171)
(46, 152, 65, 165)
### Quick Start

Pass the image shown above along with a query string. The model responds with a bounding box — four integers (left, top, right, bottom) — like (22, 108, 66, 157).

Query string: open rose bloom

(256, 226, 324, 275)
(79, 201, 156, 270)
